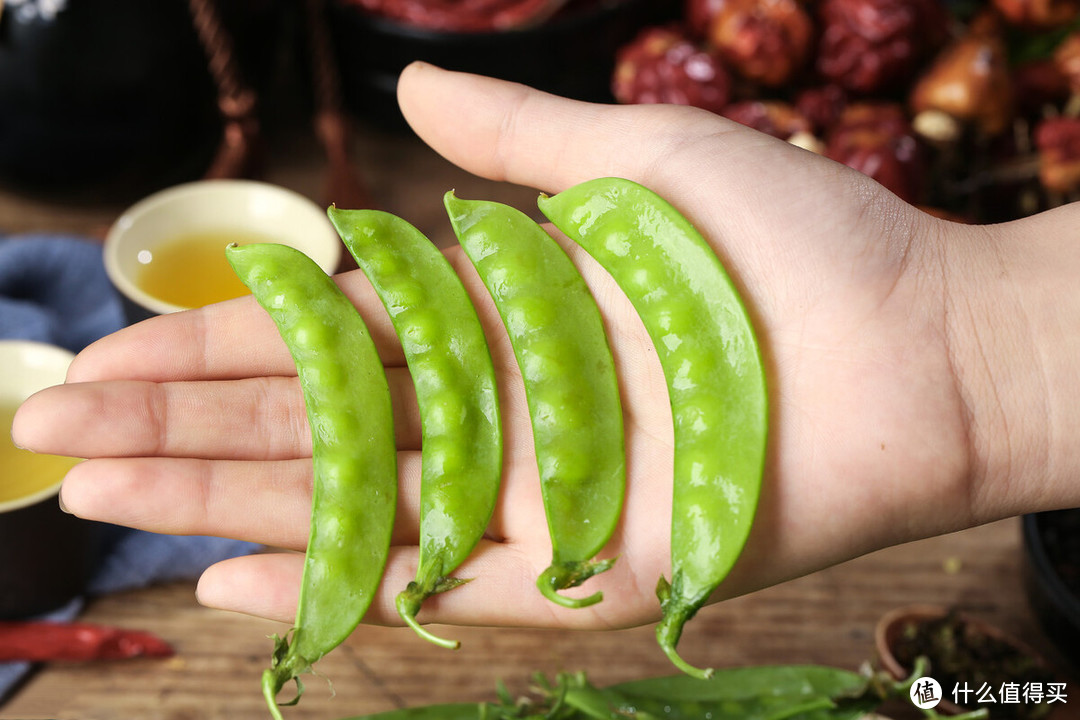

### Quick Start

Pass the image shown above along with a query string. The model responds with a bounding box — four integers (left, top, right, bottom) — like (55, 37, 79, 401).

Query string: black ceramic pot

(1022, 510, 1080, 673)
(0, 0, 221, 198)
(324, 0, 679, 129)
(0, 494, 101, 619)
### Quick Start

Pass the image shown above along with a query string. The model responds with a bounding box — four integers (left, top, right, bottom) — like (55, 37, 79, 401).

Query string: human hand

(14, 63, 1080, 633)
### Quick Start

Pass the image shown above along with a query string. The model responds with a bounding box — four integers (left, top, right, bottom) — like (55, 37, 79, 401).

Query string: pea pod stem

(395, 578, 469, 650)
(328, 207, 503, 650)
(536, 558, 617, 609)
(539, 178, 768, 676)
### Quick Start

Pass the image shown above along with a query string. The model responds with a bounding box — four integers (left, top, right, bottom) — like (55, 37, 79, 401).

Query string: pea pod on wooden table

(538, 178, 769, 678)
(327, 206, 503, 650)
(338, 663, 965, 720)
(226, 243, 398, 720)
(595, 665, 877, 720)
(444, 191, 626, 609)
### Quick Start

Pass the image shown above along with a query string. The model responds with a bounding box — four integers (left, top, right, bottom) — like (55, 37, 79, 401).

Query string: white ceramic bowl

(0, 340, 102, 618)
(104, 179, 343, 320)
(0, 340, 76, 513)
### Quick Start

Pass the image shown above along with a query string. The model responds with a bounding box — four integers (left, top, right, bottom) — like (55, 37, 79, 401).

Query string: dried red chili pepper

(816, 0, 948, 94)
(706, 0, 813, 87)
(0, 621, 174, 663)
(825, 102, 924, 204)
(722, 99, 812, 139)
(1035, 116, 1080, 193)
(613, 25, 731, 114)
(909, 15, 1014, 136)
(992, 0, 1080, 29)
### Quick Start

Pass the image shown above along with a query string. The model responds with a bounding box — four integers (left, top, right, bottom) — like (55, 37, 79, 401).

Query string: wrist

(943, 204, 1080, 521)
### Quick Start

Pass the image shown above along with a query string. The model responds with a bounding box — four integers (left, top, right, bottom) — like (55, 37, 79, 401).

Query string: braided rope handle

(186, 0, 369, 212)
(306, 0, 372, 210)
(187, 0, 260, 180)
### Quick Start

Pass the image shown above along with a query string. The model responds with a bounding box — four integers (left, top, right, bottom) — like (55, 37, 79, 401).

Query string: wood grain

(3, 519, 1069, 720)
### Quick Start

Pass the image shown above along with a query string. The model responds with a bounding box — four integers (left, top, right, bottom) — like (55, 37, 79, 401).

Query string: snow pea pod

(597, 665, 874, 720)
(445, 191, 625, 609)
(538, 178, 768, 678)
(609, 665, 869, 703)
(337, 667, 884, 720)
(226, 243, 397, 720)
(327, 207, 503, 650)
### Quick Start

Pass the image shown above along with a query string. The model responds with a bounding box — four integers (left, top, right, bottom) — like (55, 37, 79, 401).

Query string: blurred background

(1, 0, 1078, 718)
(1, 0, 1078, 226)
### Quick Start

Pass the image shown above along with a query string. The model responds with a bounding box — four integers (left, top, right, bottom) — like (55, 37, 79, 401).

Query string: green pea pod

(539, 178, 768, 677)
(327, 207, 503, 650)
(337, 704, 483, 720)
(600, 666, 874, 720)
(335, 668, 879, 720)
(226, 243, 397, 720)
(609, 665, 869, 703)
(445, 191, 625, 609)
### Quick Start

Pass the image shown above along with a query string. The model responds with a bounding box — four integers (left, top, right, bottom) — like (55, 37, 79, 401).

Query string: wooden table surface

(0, 519, 1063, 720)
(1, 118, 1075, 720)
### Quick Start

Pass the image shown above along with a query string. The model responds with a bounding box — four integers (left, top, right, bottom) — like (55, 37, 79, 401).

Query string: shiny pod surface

(539, 178, 768, 678)
(445, 191, 625, 609)
(328, 207, 502, 650)
(226, 243, 397, 719)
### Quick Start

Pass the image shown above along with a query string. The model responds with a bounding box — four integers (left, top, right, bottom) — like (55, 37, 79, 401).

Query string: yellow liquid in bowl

(134, 231, 277, 309)
(1, 404, 80, 507)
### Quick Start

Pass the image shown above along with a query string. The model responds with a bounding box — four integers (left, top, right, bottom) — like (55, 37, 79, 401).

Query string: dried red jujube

(1035, 116, 1080, 193)
(816, 0, 949, 94)
(825, 102, 924, 203)
(707, 0, 814, 87)
(612, 25, 732, 114)
(992, 0, 1080, 30)
(722, 99, 813, 139)
(909, 18, 1014, 137)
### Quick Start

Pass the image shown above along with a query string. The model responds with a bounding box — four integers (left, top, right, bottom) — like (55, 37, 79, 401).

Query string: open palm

(16, 63, 1037, 635)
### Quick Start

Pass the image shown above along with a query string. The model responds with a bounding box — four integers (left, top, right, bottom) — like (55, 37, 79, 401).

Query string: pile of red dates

(612, 0, 1080, 221)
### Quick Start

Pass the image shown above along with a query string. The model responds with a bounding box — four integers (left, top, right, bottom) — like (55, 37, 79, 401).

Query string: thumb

(395, 61, 754, 197)
(393, 62, 908, 266)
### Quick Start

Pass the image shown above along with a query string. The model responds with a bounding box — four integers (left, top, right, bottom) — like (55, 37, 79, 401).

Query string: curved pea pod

(226, 243, 397, 720)
(539, 178, 768, 678)
(445, 191, 626, 610)
(327, 207, 503, 650)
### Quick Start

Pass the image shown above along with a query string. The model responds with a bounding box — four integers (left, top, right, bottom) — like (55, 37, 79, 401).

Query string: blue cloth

(0, 235, 125, 352)
(0, 234, 260, 703)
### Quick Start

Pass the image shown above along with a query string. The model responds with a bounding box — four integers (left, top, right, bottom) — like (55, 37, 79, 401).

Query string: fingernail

(58, 489, 72, 514)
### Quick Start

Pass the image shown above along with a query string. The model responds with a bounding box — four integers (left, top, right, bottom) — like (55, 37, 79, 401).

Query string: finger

(396, 63, 922, 289)
(66, 270, 405, 384)
(58, 452, 424, 549)
(396, 62, 747, 201)
(13, 368, 421, 460)
(196, 541, 655, 630)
